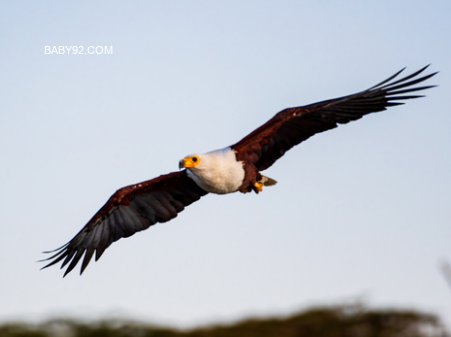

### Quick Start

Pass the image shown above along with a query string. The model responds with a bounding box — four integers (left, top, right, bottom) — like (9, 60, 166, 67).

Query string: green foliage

(0, 305, 446, 337)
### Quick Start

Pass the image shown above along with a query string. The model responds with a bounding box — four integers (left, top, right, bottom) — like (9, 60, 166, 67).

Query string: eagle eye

(192, 157, 198, 162)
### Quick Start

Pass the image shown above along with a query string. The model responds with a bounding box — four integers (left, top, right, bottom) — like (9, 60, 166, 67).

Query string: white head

(178, 148, 244, 194)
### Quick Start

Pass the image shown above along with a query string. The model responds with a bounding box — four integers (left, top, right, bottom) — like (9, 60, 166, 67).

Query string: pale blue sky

(1, 0, 450, 328)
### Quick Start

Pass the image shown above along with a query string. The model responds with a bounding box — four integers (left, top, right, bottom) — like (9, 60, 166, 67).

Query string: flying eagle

(42, 66, 437, 276)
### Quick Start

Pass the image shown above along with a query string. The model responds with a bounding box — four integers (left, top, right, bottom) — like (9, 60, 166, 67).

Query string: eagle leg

(238, 170, 277, 194)
(239, 185, 253, 194)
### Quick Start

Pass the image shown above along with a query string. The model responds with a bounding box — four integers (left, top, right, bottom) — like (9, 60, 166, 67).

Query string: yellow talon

(254, 182, 264, 194)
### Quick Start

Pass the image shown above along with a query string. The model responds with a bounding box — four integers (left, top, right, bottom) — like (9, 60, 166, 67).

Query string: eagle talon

(253, 182, 264, 194)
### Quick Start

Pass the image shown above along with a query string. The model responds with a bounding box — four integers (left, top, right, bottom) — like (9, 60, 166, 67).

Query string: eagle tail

(259, 175, 277, 187)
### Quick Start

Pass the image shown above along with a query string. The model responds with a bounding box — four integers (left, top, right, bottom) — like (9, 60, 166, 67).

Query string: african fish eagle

(41, 65, 437, 276)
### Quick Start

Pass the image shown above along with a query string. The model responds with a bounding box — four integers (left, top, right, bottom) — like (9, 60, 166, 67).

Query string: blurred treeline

(0, 305, 448, 337)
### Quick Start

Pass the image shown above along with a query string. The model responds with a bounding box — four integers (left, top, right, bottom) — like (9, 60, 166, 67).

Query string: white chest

(186, 147, 245, 194)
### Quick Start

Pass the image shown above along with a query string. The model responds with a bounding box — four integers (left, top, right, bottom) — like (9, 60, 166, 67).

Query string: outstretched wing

(41, 171, 208, 276)
(232, 65, 437, 171)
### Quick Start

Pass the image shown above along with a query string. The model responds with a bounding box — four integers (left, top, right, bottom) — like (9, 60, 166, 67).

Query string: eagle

(42, 66, 437, 276)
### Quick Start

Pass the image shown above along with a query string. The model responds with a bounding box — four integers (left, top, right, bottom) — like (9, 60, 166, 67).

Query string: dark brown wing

(41, 171, 208, 276)
(232, 66, 437, 171)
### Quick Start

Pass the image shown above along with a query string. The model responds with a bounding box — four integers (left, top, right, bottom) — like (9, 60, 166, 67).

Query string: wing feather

(41, 171, 208, 276)
(232, 66, 437, 171)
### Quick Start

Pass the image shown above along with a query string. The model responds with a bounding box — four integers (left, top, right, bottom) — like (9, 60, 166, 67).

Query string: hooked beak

(179, 159, 186, 170)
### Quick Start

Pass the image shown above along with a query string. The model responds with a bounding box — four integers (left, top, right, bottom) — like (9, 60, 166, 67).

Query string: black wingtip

(40, 243, 70, 256)
(369, 67, 406, 89)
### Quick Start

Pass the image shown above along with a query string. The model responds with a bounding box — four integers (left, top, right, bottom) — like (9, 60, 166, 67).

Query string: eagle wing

(41, 171, 208, 276)
(232, 66, 437, 171)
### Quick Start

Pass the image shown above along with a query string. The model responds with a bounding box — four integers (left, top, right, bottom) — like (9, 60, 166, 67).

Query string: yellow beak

(179, 157, 199, 169)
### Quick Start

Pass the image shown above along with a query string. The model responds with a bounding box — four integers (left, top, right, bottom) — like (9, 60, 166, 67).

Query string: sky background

(1, 0, 450, 329)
